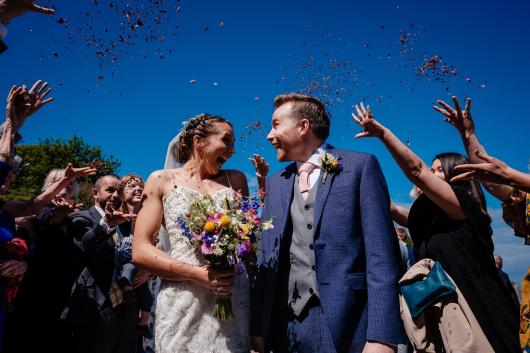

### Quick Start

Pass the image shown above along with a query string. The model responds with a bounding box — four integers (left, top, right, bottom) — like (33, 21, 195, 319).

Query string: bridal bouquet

(177, 191, 273, 320)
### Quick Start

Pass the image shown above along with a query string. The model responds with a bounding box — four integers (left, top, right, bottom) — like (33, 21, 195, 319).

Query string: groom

(251, 93, 403, 353)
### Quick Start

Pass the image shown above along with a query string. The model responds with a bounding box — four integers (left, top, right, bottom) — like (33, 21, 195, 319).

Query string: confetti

(189, 79, 197, 84)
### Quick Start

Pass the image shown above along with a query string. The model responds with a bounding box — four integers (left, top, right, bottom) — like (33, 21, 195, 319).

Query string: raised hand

(5, 85, 30, 132)
(104, 201, 136, 227)
(451, 150, 516, 185)
(64, 163, 97, 180)
(26, 80, 53, 116)
(249, 154, 269, 179)
(351, 102, 386, 138)
(0, 259, 28, 278)
(434, 96, 474, 137)
(0, 0, 55, 24)
(49, 195, 82, 224)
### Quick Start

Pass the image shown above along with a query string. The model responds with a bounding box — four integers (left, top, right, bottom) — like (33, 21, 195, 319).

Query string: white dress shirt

(94, 204, 120, 240)
(296, 142, 328, 191)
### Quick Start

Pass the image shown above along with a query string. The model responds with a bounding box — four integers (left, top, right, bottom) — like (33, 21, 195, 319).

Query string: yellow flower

(239, 223, 251, 234)
(220, 215, 231, 227)
(331, 159, 339, 169)
(204, 221, 216, 233)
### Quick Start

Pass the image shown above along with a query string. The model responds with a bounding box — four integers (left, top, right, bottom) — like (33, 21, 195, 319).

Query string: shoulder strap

(225, 170, 233, 189)
(166, 170, 178, 189)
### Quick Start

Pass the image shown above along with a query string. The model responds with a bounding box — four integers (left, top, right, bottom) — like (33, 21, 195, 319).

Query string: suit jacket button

(309, 244, 314, 250)
(304, 205, 310, 210)
(309, 288, 314, 294)
(312, 265, 316, 271)
(306, 224, 312, 230)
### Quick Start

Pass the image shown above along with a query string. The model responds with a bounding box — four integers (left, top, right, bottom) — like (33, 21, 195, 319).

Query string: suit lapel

(89, 206, 116, 246)
(313, 147, 337, 235)
(275, 163, 296, 243)
(89, 206, 102, 223)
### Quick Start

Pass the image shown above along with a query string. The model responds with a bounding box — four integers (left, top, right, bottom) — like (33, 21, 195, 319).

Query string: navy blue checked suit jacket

(251, 147, 404, 352)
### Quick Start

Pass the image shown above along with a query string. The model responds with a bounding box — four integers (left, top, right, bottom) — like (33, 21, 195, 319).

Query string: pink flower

(201, 243, 214, 255)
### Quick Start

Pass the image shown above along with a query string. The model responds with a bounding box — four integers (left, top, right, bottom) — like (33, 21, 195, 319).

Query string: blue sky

(2, 0, 529, 285)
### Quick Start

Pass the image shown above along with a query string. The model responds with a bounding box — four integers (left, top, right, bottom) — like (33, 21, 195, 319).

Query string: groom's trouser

(270, 296, 337, 353)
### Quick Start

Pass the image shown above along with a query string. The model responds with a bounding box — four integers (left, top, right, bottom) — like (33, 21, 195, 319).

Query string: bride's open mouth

(216, 156, 228, 167)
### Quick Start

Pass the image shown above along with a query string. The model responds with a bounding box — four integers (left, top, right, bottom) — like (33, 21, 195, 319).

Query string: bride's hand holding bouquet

(178, 191, 273, 320)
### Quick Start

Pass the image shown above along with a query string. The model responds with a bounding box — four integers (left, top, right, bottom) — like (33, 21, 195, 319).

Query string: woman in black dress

(352, 103, 520, 353)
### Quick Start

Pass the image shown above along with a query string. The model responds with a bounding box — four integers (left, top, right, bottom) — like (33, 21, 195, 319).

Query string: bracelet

(255, 173, 267, 179)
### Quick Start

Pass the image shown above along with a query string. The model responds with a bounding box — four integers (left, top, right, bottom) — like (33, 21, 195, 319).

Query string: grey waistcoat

(288, 173, 319, 316)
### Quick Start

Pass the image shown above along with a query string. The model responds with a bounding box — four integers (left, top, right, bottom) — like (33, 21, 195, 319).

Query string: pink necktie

(298, 162, 316, 200)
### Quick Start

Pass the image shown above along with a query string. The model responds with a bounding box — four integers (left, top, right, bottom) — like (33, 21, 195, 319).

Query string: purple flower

(237, 241, 251, 258)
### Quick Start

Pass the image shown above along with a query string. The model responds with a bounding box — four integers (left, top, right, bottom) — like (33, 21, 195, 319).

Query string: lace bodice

(155, 186, 250, 353)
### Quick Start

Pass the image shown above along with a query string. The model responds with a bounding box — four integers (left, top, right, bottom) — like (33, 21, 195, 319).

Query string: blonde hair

(41, 169, 79, 197)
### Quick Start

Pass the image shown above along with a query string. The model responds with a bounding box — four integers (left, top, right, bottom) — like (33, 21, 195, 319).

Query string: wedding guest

(65, 174, 140, 353)
(0, 0, 55, 53)
(434, 96, 530, 244)
(117, 174, 153, 341)
(4, 168, 84, 353)
(396, 227, 414, 271)
(352, 102, 520, 352)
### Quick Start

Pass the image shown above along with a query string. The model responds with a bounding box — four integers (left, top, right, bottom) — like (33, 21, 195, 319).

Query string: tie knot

(298, 162, 316, 174)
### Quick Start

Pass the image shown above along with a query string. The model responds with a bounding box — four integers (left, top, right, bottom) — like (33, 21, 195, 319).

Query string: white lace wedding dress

(155, 186, 250, 353)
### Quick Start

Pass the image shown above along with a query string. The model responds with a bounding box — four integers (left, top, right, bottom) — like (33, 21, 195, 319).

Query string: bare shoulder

(145, 169, 173, 198)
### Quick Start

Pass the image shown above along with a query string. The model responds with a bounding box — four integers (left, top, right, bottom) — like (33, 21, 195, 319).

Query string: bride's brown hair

(177, 114, 232, 163)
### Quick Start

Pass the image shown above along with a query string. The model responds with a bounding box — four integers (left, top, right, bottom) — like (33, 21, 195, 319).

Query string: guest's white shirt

(296, 142, 328, 191)
(0, 23, 7, 40)
(94, 204, 120, 240)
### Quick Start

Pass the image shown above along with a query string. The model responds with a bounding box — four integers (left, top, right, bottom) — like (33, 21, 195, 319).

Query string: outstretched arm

(3, 163, 96, 217)
(451, 150, 530, 193)
(434, 96, 513, 201)
(0, 0, 55, 25)
(352, 103, 465, 220)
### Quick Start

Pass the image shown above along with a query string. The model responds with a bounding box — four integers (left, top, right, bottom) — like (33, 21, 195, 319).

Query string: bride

(133, 114, 252, 353)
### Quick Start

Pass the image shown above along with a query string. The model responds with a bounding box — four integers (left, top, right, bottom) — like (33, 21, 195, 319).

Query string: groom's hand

(362, 341, 396, 353)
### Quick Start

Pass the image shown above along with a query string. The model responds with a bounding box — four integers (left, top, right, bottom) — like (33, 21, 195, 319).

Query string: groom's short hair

(274, 93, 330, 140)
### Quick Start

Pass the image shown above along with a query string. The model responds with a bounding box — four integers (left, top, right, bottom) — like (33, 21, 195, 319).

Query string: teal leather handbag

(399, 261, 456, 318)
